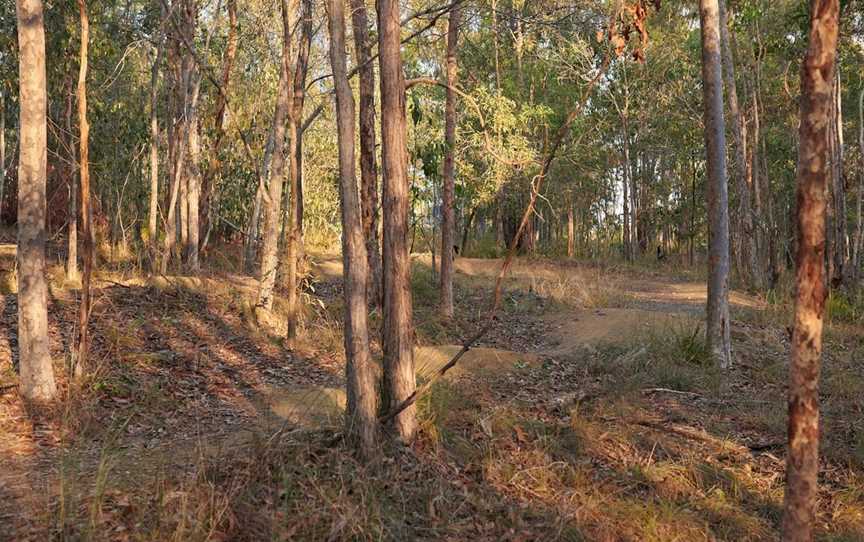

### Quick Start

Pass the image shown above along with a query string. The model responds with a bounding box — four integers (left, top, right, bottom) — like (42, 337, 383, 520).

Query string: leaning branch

(379, 52, 612, 425)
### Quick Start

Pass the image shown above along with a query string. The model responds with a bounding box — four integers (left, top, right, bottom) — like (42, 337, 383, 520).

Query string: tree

(16, 0, 57, 401)
(148, 2, 164, 269)
(282, 0, 313, 343)
(76, 0, 93, 373)
(439, 4, 459, 319)
(378, 0, 417, 441)
(326, 0, 378, 456)
(256, 0, 296, 312)
(698, 0, 732, 369)
(782, 0, 839, 538)
(718, 0, 760, 289)
(350, 0, 382, 307)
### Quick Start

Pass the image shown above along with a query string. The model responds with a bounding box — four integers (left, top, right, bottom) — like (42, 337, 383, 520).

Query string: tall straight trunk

(199, 0, 237, 252)
(148, 30, 163, 268)
(567, 206, 574, 258)
(783, 0, 838, 538)
(831, 68, 845, 283)
(284, 115, 299, 340)
(622, 118, 631, 260)
(186, 90, 201, 272)
(282, 0, 311, 342)
(853, 89, 864, 280)
(350, 0, 382, 306)
(378, 0, 417, 442)
(184, 0, 202, 273)
(718, 0, 760, 288)
(326, 0, 378, 456)
(16, 0, 56, 401)
(76, 0, 93, 373)
(0, 90, 4, 223)
(64, 74, 78, 282)
(256, 0, 296, 311)
(439, 4, 459, 319)
(699, 0, 732, 368)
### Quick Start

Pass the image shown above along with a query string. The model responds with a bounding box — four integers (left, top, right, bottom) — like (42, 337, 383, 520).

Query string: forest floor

(1, 243, 863, 541)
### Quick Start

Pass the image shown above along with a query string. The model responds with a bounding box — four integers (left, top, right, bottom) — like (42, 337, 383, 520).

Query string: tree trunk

(199, 0, 237, 253)
(148, 26, 163, 270)
(699, 0, 732, 368)
(378, 0, 417, 442)
(830, 68, 845, 284)
(350, 0, 382, 307)
(718, 0, 760, 289)
(782, 0, 838, 539)
(439, 4, 459, 319)
(256, 0, 296, 312)
(326, 0, 378, 457)
(282, 0, 311, 342)
(75, 0, 93, 374)
(0, 90, 5, 223)
(622, 117, 631, 261)
(64, 73, 79, 282)
(16, 0, 57, 401)
(853, 89, 864, 281)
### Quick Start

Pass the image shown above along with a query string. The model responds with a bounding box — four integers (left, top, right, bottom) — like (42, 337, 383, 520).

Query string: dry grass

(2, 248, 864, 540)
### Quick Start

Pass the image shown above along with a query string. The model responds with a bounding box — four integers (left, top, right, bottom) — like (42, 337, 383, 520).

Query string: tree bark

(16, 0, 57, 401)
(853, 89, 864, 281)
(439, 4, 459, 319)
(199, 0, 237, 252)
(0, 90, 4, 223)
(718, 0, 760, 289)
(64, 72, 79, 282)
(622, 116, 631, 261)
(567, 206, 574, 258)
(830, 68, 845, 284)
(699, 0, 732, 368)
(350, 0, 383, 307)
(256, 0, 296, 312)
(782, 0, 838, 539)
(148, 20, 163, 270)
(378, 0, 417, 442)
(75, 0, 93, 374)
(282, 0, 311, 342)
(326, 0, 378, 457)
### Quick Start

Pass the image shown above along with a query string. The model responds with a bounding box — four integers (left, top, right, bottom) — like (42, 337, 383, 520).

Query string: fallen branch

(379, 50, 612, 426)
(642, 387, 702, 398)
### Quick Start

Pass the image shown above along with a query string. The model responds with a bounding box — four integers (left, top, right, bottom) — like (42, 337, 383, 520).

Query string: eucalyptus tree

(16, 0, 57, 401)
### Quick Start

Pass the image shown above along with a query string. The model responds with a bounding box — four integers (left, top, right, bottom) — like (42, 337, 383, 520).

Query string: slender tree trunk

(199, 0, 237, 253)
(148, 30, 163, 270)
(439, 4, 459, 319)
(0, 90, 4, 223)
(783, 0, 838, 538)
(282, 0, 312, 341)
(64, 74, 79, 282)
(719, 0, 760, 289)
(378, 0, 417, 442)
(76, 0, 93, 373)
(567, 206, 574, 258)
(16, 0, 56, 401)
(326, 0, 378, 456)
(184, 0, 202, 273)
(350, 0, 383, 306)
(256, 0, 296, 312)
(284, 115, 300, 339)
(853, 89, 864, 281)
(699, 0, 732, 368)
(622, 118, 631, 261)
(831, 68, 845, 283)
